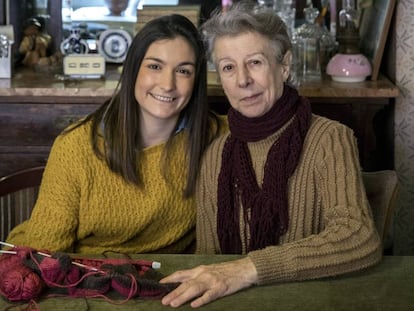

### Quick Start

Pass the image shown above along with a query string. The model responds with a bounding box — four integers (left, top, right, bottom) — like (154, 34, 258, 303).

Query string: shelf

(0, 66, 399, 100)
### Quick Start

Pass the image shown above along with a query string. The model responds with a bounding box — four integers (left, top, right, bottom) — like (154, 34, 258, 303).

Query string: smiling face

(135, 36, 196, 128)
(214, 32, 290, 118)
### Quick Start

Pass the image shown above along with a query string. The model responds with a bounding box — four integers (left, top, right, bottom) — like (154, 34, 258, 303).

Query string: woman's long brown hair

(65, 14, 221, 197)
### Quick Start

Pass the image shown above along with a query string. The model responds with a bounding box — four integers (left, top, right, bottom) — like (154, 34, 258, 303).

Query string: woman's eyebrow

(143, 57, 195, 67)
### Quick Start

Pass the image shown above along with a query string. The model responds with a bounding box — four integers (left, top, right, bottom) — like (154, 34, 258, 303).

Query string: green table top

(1, 255, 413, 310)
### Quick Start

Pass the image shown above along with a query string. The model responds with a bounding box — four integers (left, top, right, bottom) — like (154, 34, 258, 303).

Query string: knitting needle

(0, 250, 17, 254)
(38, 251, 101, 272)
(0, 241, 161, 269)
(0, 241, 14, 248)
(0, 241, 16, 255)
(0, 241, 99, 271)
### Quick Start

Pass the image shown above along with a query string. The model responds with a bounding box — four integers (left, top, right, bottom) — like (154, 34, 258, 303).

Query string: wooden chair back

(0, 166, 45, 241)
(362, 170, 399, 246)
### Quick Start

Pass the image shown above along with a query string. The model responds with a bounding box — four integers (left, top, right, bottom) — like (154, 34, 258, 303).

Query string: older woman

(161, 2, 382, 308)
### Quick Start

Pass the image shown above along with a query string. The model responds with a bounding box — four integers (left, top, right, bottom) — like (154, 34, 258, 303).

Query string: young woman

(6, 14, 223, 254)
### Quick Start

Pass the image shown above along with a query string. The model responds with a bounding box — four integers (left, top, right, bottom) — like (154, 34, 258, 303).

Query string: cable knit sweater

(7, 121, 196, 254)
(196, 115, 382, 284)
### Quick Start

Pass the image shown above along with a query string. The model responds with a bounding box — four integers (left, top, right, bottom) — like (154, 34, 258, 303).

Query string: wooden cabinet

(0, 68, 399, 177)
(0, 98, 101, 176)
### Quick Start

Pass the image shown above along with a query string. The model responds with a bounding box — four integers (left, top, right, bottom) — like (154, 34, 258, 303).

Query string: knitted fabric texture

(6, 121, 195, 254)
(0, 247, 177, 303)
(196, 115, 382, 284)
(217, 85, 311, 253)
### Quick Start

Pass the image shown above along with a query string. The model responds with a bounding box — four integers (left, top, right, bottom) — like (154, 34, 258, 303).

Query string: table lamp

(326, 0, 371, 82)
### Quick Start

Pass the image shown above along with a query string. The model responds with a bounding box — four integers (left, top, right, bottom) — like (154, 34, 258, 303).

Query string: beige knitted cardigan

(196, 115, 382, 285)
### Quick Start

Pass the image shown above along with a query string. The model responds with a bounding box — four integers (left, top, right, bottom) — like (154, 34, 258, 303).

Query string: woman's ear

(281, 50, 292, 82)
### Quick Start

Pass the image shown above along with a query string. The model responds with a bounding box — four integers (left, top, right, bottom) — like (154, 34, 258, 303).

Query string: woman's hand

(160, 257, 258, 308)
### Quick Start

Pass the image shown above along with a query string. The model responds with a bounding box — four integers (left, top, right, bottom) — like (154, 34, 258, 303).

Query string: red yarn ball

(0, 266, 44, 301)
(0, 254, 22, 276)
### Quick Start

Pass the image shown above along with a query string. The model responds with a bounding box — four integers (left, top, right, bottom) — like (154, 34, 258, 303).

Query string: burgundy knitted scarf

(217, 85, 311, 254)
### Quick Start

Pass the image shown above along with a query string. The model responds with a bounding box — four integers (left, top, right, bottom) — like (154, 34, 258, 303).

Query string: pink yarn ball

(0, 266, 44, 301)
(0, 254, 22, 275)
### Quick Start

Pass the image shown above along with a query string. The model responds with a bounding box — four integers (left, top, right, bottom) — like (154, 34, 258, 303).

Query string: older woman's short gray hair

(201, 1, 292, 66)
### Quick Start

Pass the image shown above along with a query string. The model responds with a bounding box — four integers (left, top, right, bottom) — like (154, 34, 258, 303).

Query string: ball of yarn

(0, 254, 22, 276)
(0, 265, 44, 301)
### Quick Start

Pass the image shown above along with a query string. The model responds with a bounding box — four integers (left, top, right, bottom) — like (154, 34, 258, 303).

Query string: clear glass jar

(294, 6, 336, 80)
(256, 0, 275, 10)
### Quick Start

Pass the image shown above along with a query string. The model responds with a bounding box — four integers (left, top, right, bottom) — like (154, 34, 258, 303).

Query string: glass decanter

(294, 5, 336, 80)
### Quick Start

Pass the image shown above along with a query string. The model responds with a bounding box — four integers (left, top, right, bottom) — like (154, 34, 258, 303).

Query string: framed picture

(136, 5, 200, 33)
(359, 0, 396, 81)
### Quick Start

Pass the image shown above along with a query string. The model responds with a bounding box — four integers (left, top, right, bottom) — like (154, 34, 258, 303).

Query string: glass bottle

(275, 0, 296, 39)
(337, 0, 360, 54)
(256, 0, 275, 10)
(294, 5, 336, 80)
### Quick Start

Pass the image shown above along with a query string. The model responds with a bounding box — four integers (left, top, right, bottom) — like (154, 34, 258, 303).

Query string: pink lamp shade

(326, 53, 372, 83)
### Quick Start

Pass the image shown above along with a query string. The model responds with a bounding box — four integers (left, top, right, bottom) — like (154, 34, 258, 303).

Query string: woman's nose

(160, 71, 176, 91)
(236, 67, 252, 88)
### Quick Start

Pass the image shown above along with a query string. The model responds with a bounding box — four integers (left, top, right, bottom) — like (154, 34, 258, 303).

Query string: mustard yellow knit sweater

(7, 121, 195, 254)
(196, 115, 382, 284)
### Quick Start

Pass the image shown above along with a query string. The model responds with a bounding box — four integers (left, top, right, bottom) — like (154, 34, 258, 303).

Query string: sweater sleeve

(195, 115, 229, 253)
(6, 128, 84, 252)
(248, 121, 382, 284)
(195, 136, 227, 254)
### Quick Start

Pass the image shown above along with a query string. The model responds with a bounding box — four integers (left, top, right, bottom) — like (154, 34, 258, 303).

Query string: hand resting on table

(160, 257, 257, 308)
